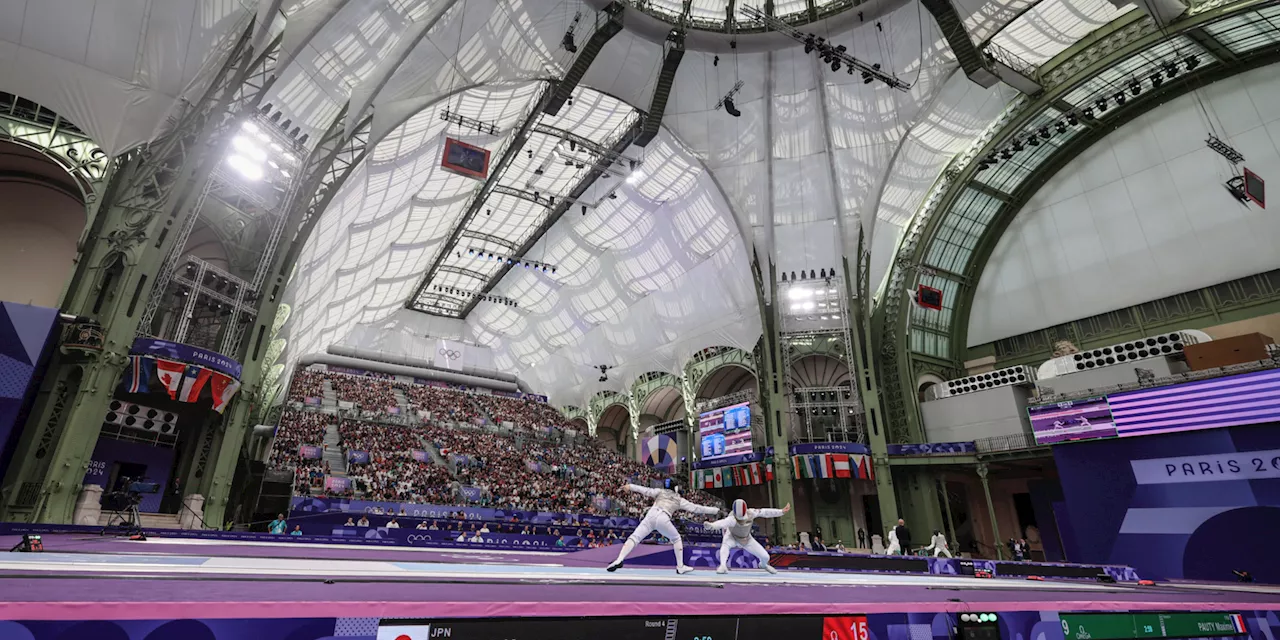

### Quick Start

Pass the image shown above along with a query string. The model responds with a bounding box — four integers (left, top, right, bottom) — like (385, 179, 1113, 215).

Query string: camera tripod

(101, 494, 145, 538)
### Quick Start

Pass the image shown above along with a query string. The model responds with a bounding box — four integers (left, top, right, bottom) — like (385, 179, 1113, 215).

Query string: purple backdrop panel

(1029, 396, 1118, 445)
(1054, 421, 1280, 583)
(886, 442, 976, 455)
(130, 337, 241, 380)
(0, 302, 58, 483)
(348, 450, 370, 464)
(324, 476, 350, 492)
(1111, 368, 1280, 438)
(299, 445, 323, 460)
(84, 437, 175, 512)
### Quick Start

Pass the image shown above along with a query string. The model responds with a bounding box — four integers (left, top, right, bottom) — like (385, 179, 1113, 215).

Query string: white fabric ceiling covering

(0, 0, 1145, 399)
(0, 0, 255, 155)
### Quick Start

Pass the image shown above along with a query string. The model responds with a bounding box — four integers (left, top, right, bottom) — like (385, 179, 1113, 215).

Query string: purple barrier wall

(1054, 421, 1280, 583)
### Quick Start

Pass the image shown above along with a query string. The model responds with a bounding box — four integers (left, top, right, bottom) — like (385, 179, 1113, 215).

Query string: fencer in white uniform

(924, 530, 952, 558)
(705, 499, 790, 575)
(884, 528, 902, 555)
(607, 482, 721, 574)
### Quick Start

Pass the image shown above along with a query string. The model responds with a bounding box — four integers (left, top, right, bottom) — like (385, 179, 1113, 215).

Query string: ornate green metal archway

(875, 0, 1280, 443)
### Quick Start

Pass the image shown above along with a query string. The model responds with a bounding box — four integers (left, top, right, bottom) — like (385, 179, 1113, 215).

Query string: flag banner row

(791, 453, 874, 480)
(691, 460, 775, 489)
(118, 355, 241, 413)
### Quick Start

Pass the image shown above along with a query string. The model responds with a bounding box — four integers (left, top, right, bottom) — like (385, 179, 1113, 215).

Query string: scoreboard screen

(379, 615, 871, 640)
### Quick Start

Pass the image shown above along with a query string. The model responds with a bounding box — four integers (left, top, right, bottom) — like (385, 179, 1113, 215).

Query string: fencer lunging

(705, 499, 790, 575)
(607, 482, 720, 574)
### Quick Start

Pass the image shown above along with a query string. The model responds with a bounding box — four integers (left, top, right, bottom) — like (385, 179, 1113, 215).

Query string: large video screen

(699, 401, 753, 461)
(1028, 396, 1118, 446)
(1111, 367, 1280, 438)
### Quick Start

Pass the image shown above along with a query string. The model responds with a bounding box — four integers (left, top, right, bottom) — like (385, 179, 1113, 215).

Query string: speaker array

(1071, 332, 1185, 371)
(104, 400, 178, 434)
(942, 365, 1035, 398)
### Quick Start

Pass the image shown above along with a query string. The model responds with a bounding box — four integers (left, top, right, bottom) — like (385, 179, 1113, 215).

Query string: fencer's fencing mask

(733, 499, 748, 522)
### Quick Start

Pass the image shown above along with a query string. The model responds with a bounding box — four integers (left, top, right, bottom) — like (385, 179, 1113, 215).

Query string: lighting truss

(429, 285, 519, 307)
(531, 122, 641, 176)
(715, 80, 744, 111)
(739, 5, 909, 91)
(464, 247, 557, 274)
(441, 109, 501, 136)
(1206, 135, 1244, 164)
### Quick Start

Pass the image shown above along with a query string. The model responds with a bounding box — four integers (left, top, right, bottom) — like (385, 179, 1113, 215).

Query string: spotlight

(723, 97, 741, 118)
(1000, 149, 1013, 160)
(1150, 72, 1163, 88)
(1114, 91, 1126, 106)
(562, 32, 578, 53)
(1082, 107, 1094, 119)
(1096, 97, 1108, 113)
(714, 55, 720, 66)
(1011, 140, 1024, 152)
(1164, 62, 1178, 79)
(1038, 127, 1051, 140)
(1186, 55, 1200, 70)
(581, 205, 587, 216)
(1129, 79, 1141, 96)
(1056, 121, 1067, 134)
(831, 60, 841, 72)
(1028, 136, 1040, 147)
(1067, 113, 1078, 125)
(804, 34, 815, 54)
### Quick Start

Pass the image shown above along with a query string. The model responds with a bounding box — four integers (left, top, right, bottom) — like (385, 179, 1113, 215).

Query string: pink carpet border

(3, 600, 1280, 621)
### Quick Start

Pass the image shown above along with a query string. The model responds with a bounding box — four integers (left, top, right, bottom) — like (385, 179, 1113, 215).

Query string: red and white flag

(178, 365, 213, 403)
(154, 359, 185, 400)
(209, 372, 241, 413)
(713, 469, 723, 488)
(833, 453, 852, 478)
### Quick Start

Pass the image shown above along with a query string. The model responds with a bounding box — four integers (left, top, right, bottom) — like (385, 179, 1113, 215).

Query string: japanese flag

(378, 624, 437, 640)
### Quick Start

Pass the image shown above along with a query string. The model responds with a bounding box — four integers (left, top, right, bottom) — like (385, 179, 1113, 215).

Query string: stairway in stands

(323, 423, 347, 477)
(392, 386, 411, 415)
(321, 379, 338, 411)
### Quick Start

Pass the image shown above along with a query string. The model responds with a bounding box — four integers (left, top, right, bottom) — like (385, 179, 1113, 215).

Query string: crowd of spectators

(470, 394, 569, 430)
(276, 368, 722, 522)
(338, 420, 455, 504)
(267, 410, 331, 470)
(407, 385, 483, 423)
(331, 374, 403, 412)
(287, 370, 326, 402)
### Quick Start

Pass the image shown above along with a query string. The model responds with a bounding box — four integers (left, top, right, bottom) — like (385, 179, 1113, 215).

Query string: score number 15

(824, 616, 870, 640)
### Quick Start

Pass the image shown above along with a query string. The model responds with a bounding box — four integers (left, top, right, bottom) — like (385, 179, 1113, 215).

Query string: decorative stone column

(73, 484, 103, 526)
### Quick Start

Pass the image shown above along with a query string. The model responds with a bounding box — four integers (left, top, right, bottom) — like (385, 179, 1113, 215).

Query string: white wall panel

(969, 63, 1280, 346)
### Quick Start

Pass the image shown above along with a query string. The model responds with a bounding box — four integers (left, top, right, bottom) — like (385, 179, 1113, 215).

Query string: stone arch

(917, 372, 946, 403)
(638, 384, 685, 423)
(0, 140, 87, 307)
(789, 354, 852, 388)
(695, 363, 758, 400)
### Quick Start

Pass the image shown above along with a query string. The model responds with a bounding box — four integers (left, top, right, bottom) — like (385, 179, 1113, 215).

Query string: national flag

(765, 460, 774, 481)
(378, 624, 436, 640)
(121, 355, 151, 393)
(819, 453, 836, 479)
(209, 372, 241, 413)
(154, 359, 185, 400)
(713, 468, 724, 488)
(723, 469, 734, 488)
(178, 365, 213, 403)
(703, 469, 715, 489)
(833, 453, 852, 478)
(749, 462, 762, 484)
(1229, 614, 1247, 634)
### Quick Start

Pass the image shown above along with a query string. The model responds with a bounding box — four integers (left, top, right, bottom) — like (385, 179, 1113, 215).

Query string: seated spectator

(357, 515, 370, 527)
(291, 525, 304, 536)
(387, 518, 400, 529)
(416, 521, 429, 530)
(344, 517, 356, 526)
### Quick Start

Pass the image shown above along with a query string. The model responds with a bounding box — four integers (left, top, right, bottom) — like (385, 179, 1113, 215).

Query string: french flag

(1229, 614, 1247, 634)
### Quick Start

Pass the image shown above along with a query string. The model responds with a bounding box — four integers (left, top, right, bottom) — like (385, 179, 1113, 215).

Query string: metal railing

(983, 42, 1039, 79)
(973, 432, 1042, 454)
(1034, 357, 1280, 405)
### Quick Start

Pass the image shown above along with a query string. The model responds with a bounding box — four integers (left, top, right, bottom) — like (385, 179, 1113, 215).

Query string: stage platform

(3, 533, 1280, 640)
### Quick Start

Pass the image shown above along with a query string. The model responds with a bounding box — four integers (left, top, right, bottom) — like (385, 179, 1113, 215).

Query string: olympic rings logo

(406, 534, 431, 544)
(439, 349, 461, 360)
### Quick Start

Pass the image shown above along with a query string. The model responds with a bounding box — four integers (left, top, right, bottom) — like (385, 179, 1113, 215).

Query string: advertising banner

(348, 450, 370, 464)
(130, 337, 242, 380)
(789, 442, 869, 455)
(886, 442, 976, 455)
(299, 445, 323, 460)
(459, 486, 484, 502)
(1028, 396, 1118, 445)
(289, 496, 645, 528)
(411, 449, 430, 463)
(323, 476, 350, 492)
(434, 339, 465, 371)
